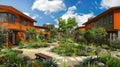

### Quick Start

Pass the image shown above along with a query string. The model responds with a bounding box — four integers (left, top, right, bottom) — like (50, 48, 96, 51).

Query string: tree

(58, 17, 78, 39)
(50, 28, 58, 39)
(43, 23, 54, 30)
(39, 32, 46, 41)
(58, 18, 66, 32)
(43, 24, 58, 39)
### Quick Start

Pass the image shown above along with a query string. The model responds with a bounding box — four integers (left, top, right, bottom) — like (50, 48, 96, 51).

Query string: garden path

(14, 42, 87, 67)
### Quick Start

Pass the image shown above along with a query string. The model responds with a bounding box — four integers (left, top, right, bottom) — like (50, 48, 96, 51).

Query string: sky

(0, 0, 120, 27)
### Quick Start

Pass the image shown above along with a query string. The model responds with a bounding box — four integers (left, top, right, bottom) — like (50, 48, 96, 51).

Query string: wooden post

(6, 31, 8, 47)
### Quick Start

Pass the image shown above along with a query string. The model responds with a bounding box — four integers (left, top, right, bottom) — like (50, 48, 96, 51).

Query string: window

(8, 13, 15, 23)
(94, 21, 97, 28)
(24, 33, 29, 40)
(109, 14, 113, 23)
(0, 13, 7, 22)
(24, 20, 28, 26)
(103, 17, 107, 24)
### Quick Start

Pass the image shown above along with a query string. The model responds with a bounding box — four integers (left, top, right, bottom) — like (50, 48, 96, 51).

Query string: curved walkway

(14, 42, 87, 67)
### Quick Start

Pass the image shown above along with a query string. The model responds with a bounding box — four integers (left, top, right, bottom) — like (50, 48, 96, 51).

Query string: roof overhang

(83, 6, 120, 25)
(0, 5, 36, 22)
(34, 26, 50, 30)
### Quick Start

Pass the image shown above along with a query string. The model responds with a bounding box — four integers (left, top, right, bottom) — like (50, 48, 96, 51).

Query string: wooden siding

(114, 10, 120, 30)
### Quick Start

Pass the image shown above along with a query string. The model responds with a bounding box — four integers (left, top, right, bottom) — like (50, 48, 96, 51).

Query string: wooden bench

(35, 53, 52, 61)
(0, 56, 8, 64)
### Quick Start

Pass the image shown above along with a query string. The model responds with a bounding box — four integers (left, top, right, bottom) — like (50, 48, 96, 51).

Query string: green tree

(39, 32, 46, 41)
(43, 23, 58, 39)
(50, 28, 58, 39)
(43, 23, 54, 30)
(58, 17, 78, 39)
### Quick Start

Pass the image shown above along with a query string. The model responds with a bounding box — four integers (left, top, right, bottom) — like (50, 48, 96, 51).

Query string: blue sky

(0, 0, 120, 27)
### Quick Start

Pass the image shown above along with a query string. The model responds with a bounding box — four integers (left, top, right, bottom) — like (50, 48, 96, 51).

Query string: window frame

(8, 13, 15, 23)
(94, 21, 98, 28)
(24, 33, 29, 40)
(0, 12, 7, 22)
(103, 16, 107, 25)
(24, 20, 28, 26)
(109, 14, 113, 24)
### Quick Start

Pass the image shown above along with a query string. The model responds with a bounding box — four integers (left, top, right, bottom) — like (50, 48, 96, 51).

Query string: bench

(0, 56, 8, 64)
(35, 53, 52, 61)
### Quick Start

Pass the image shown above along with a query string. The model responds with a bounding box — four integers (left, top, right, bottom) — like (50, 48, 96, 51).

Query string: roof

(0, 5, 36, 22)
(83, 6, 120, 25)
(75, 26, 85, 30)
(34, 26, 50, 30)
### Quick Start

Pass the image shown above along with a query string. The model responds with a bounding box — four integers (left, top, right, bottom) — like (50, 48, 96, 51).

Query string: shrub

(73, 30, 86, 43)
(27, 28, 37, 40)
(99, 54, 120, 67)
(99, 54, 111, 63)
(84, 28, 107, 45)
(1, 47, 31, 67)
(39, 32, 46, 41)
(34, 59, 58, 67)
(117, 49, 120, 52)
(47, 38, 56, 43)
(52, 41, 91, 56)
(18, 38, 49, 49)
(83, 57, 92, 65)
(18, 41, 24, 49)
(0, 26, 8, 47)
(101, 45, 109, 49)
(110, 39, 120, 49)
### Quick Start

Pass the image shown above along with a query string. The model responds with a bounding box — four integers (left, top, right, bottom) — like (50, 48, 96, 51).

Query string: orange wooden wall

(114, 10, 120, 30)
(86, 22, 94, 30)
(79, 27, 86, 31)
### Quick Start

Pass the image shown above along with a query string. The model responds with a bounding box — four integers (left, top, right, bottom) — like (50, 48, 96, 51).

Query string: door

(12, 32, 15, 45)
(8, 31, 16, 45)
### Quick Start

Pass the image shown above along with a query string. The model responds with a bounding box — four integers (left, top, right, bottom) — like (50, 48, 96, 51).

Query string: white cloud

(23, 12, 39, 20)
(32, 0, 66, 14)
(61, 6, 94, 26)
(54, 19, 59, 28)
(100, 0, 120, 9)
(51, 15, 55, 19)
(32, 14, 39, 19)
(55, 24, 58, 28)
(54, 19, 59, 24)
(23, 12, 30, 16)
(46, 23, 51, 25)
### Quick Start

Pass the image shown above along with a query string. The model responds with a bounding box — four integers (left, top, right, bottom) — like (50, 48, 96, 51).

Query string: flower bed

(18, 39, 49, 49)
(52, 41, 96, 56)
(82, 54, 120, 67)
(0, 46, 58, 67)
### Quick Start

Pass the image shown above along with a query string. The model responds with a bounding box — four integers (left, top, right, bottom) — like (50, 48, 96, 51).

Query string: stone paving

(14, 42, 88, 67)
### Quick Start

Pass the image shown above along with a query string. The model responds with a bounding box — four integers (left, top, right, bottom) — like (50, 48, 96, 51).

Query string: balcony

(0, 22, 34, 32)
